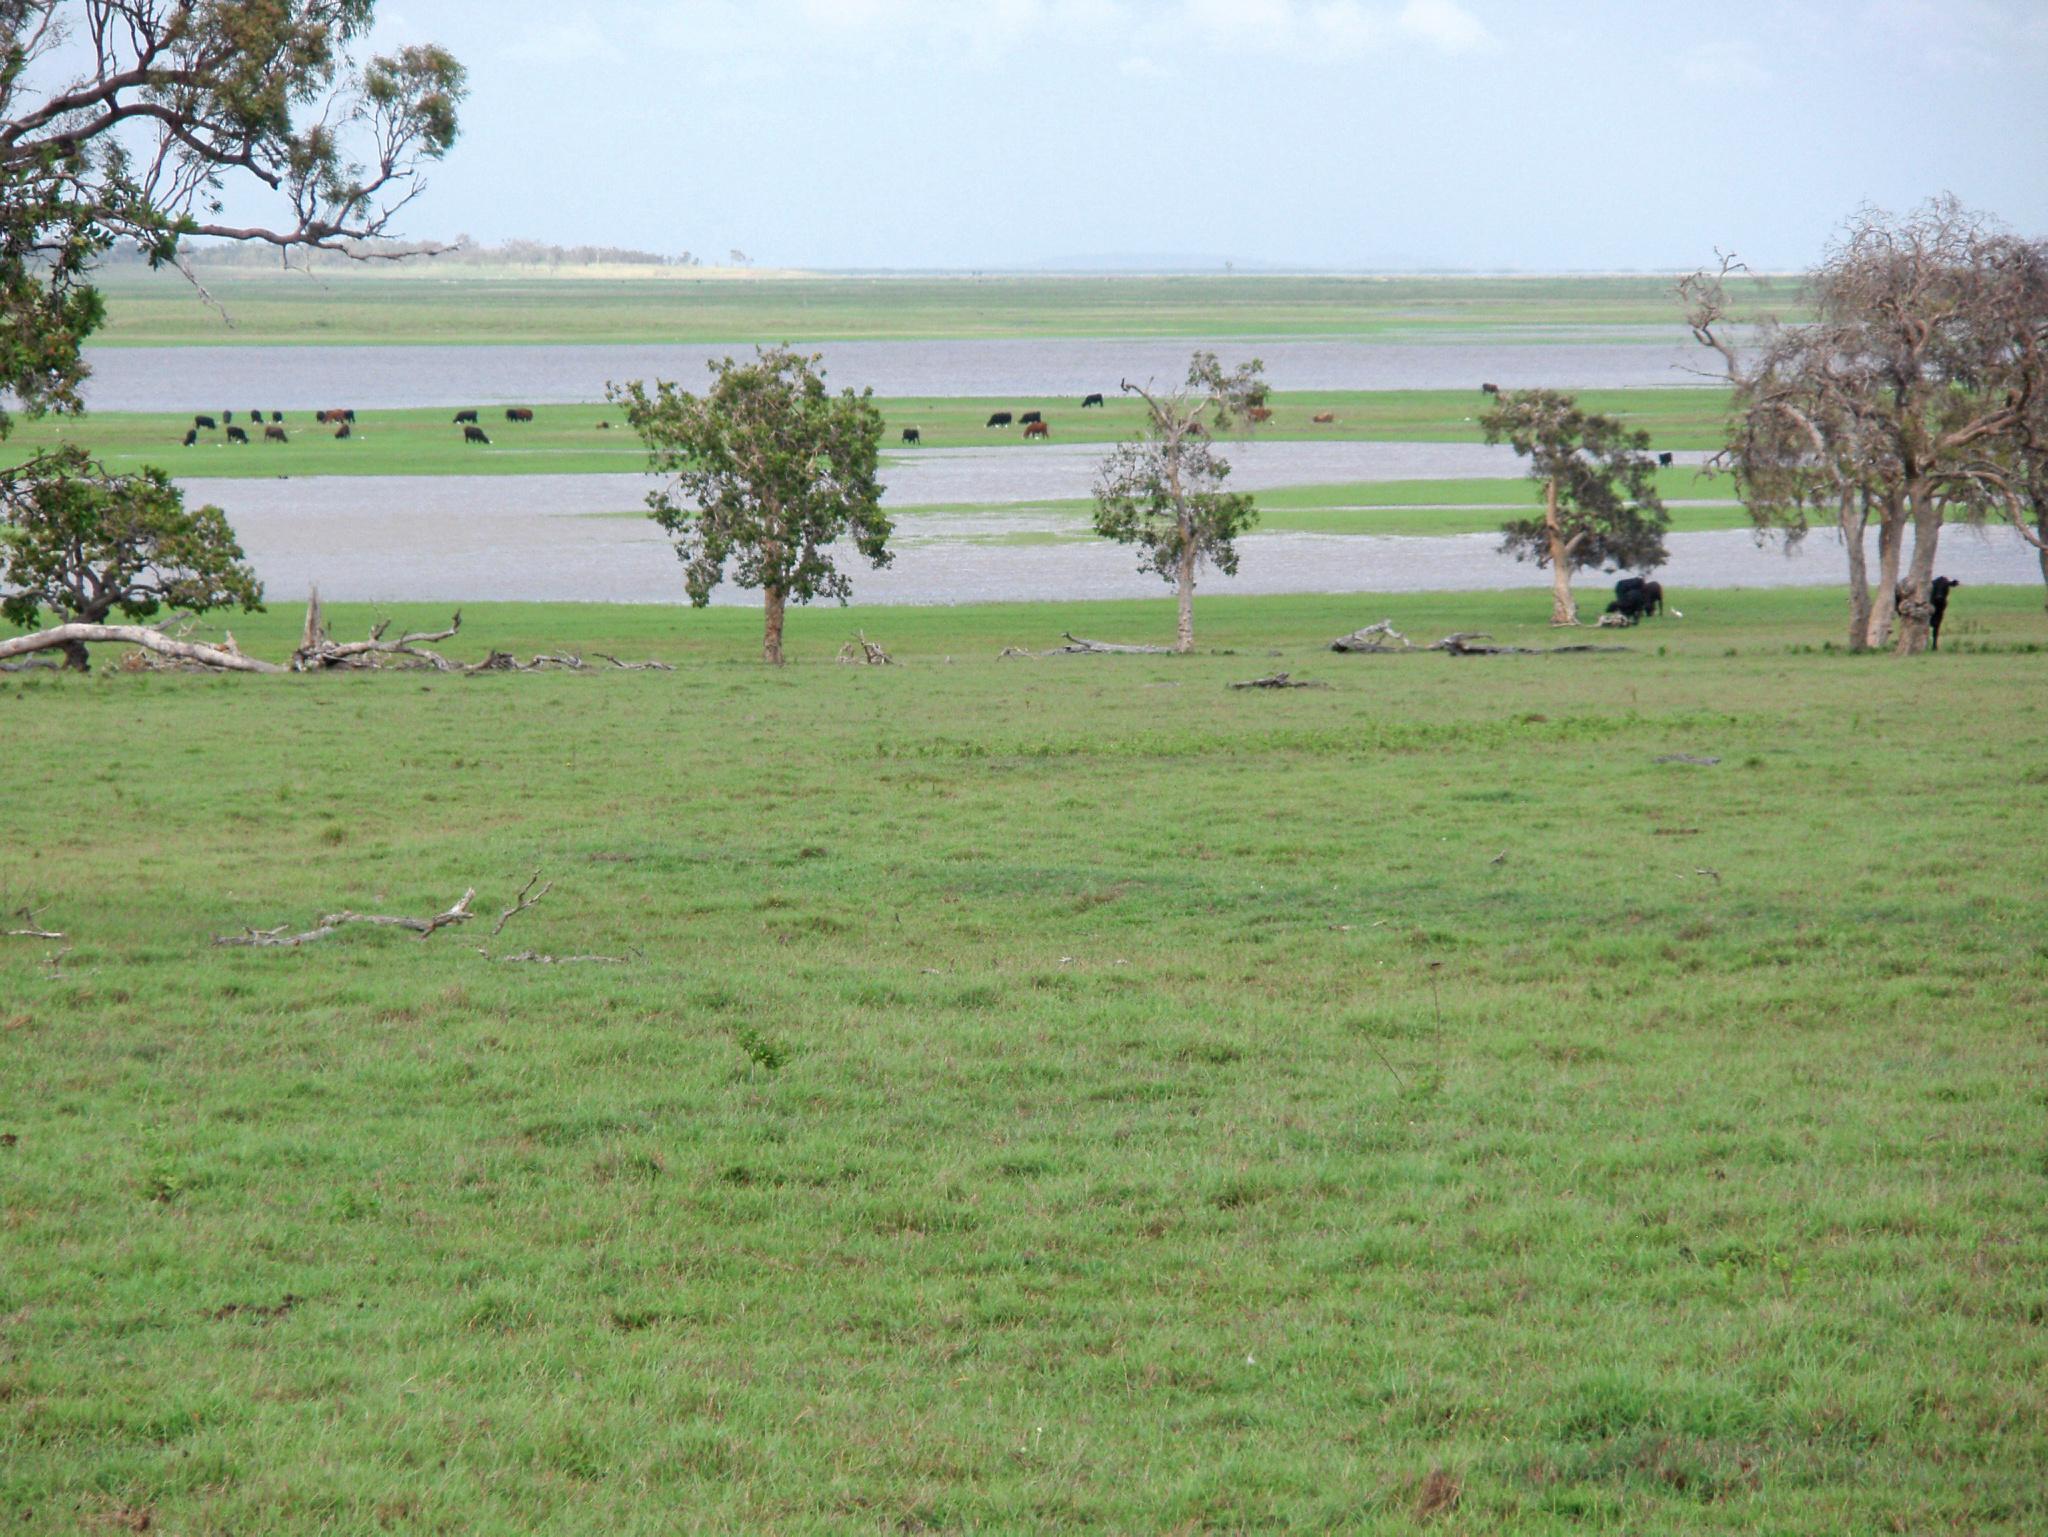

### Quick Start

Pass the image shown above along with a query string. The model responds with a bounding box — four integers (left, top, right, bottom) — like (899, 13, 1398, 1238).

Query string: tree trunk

(1174, 542, 1196, 653)
(762, 585, 787, 666)
(1543, 478, 1578, 626)
(60, 638, 91, 672)
(1866, 495, 1906, 649)
(1893, 483, 1941, 656)
(2038, 508, 2048, 612)
(1839, 489, 1872, 652)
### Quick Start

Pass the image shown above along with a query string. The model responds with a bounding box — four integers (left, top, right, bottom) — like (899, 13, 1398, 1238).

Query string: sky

(330, 0, 2048, 269)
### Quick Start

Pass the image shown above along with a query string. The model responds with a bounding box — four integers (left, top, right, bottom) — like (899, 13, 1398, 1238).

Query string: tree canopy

(1093, 352, 1266, 653)
(613, 348, 891, 664)
(1482, 389, 1667, 626)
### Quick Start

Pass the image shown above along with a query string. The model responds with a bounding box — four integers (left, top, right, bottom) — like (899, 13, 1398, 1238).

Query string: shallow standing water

(85, 335, 1726, 412)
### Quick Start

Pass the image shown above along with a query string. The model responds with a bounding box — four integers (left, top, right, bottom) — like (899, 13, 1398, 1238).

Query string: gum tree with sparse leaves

(614, 348, 890, 664)
(1483, 389, 1668, 626)
(1093, 352, 1265, 653)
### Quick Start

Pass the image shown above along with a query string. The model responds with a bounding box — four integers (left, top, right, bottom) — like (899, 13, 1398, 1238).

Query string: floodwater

(180, 466, 2042, 607)
(82, 334, 1727, 412)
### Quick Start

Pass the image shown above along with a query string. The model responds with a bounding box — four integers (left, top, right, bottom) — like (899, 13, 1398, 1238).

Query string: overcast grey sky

(357, 0, 2048, 270)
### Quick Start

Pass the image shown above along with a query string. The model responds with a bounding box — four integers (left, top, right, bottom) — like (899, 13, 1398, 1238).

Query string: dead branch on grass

(837, 631, 893, 665)
(1229, 672, 1328, 690)
(214, 888, 479, 948)
(492, 873, 553, 936)
(1328, 620, 1415, 653)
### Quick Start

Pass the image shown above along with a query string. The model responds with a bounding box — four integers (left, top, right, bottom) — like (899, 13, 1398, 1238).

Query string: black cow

(343, 409, 357, 423)
(182, 428, 198, 447)
(264, 425, 288, 443)
(1606, 575, 1665, 623)
(1897, 576, 1961, 650)
(194, 415, 217, 430)
(271, 411, 285, 424)
(505, 407, 534, 423)
(464, 425, 491, 445)
(1657, 451, 1674, 467)
(226, 425, 249, 444)
(454, 409, 479, 424)
(987, 411, 1013, 428)
(249, 409, 263, 425)
(1481, 382, 1500, 395)
(223, 410, 234, 424)
(1020, 410, 1043, 426)
(1082, 392, 1105, 408)
(334, 423, 351, 439)
(901, 427, 922, 445)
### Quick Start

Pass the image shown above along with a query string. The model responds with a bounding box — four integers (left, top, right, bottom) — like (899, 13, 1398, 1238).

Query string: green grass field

(85, 269, 1804, 347)
(4, 588, 2045, 1533)
(4, 391, 1735, 480)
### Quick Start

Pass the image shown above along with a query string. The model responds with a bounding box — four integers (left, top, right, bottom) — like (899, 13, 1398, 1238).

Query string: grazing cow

(505, 407, 534, 423)
(334, 423, 351, 439)
(194, 415, 217, 430)
(182, 428, 198, 447)
(226, 425, 249, 444)
(1023, 421, 1050, 440)
(1897, 576, 1961, 650)
(464, 425, 491, 445)
(1020, 410, 1043, 426)
(1606, 575, 1666, 623)
(1082, 392, 1105, 408)
(271, 411, 284, 424)
(1481, 382, 1500, 394)
(1312, 411, 1336, 424)
(343, 409, 357, 423)
(1657, 451, 1674, 467)
(264, 426, 288, 443)
(987, 411, 1014, 429)
(901, 427, 922, 445)
(1248, 406, 1274, 424)
(223, 410, 234, 424)
(248, 409, 263, 425)
(454, 409, 479, 424)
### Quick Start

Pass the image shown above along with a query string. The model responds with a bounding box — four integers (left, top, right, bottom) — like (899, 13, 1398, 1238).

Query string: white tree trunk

(0, 623, 284, 673)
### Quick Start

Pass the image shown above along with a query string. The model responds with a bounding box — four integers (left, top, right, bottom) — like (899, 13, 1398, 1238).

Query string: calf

(334, 423, 351, 439)
(454, 409, 479, 424)
(1082, 392, 1105, 408)
(505, 407, 534, 423)
(182, 428, 198, 447)
(1248, 406, 1274, 424)
(226, 425, 249, 444)
(1657, 451, 1674, 467)
(1896, 576, 1961, 650)
(194, 415, 217, 430)
(901, 427, 922, 445)
(1023, 420, 1050, 440)
(986, 411, 1013, 429)
(464, 425, 491, 445)
(264, 425, 288, 443)
(1019, 410, 1043, 426)
(1312, 411, 1336, 424)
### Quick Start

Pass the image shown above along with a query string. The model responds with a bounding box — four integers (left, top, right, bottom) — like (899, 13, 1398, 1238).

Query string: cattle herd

(179, 406, 539, 449)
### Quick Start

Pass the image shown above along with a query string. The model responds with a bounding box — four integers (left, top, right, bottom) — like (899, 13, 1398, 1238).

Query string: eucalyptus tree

(1684, 200, 2048, 652)
(1481, 390, 1668, 626)
(1092, 352, 1266, 653)
(613, 348, 890, 664)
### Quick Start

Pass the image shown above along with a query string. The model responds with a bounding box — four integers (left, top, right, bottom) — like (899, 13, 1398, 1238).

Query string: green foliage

(1484, 388, 1670, 573)
(0, 446, 263, 631)
(612, 346, 891, 610)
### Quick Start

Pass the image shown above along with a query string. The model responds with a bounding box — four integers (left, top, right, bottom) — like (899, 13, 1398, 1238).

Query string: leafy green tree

(613, 349, 890, 664)
(1483, 390, 1669, 625)
(1093, 352, 1265, 652)
(1, 448, 262, 669)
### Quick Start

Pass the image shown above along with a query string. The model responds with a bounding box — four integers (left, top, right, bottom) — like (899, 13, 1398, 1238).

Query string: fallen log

(214, 888, 478, 948)
(292, 589, 463, 671)
(1230, 672, 1328, 690)
(1048, 632, 1177, 656)
(0, 623, 285, 673)
(594, 653, 675, 672)
(1329, 620, 1415, 653)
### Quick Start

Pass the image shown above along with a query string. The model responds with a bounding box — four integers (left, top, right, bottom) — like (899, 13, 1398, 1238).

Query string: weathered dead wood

(491, 950, 625, 965)
(996, 646, 1036, 660)
(1434, 633, 1630, 656)
(292, 594, 463, 671)
(837, 630, 893, 665)
(1230, 672, 1329, 690)
(464, 649, 590, 674)
(492, 872, 552, 936)
(3, 926, 66, 940)
(594, 653, 676, 672)
(214, 888, 478, 948)
(1049, 631, 1177, 655)
(1329, 620, 1415, 653)
(0, 623, 285, 673)
(0, 658, 61, 672)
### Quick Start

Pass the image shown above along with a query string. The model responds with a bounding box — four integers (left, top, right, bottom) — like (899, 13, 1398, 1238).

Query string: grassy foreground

(5, 391, 1733, 481)
(3, 588, 2045, 1534)
(86, 270, 1804, 348)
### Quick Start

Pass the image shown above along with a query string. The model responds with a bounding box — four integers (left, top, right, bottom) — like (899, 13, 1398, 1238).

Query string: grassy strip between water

(85, 270, 1806, 347)
(3, 391, 1734, 480)
(3, 586, 2045, 1534)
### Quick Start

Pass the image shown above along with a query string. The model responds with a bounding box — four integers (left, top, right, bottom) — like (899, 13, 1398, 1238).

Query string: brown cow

(505, 407, 534, 423)
(264, 425, 288, 443)
(1023, 421, 1050, 440)
(334, 423, 351, 439)
(1248, 406, 1274, 424)
(1312, 411, 1336, 424)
